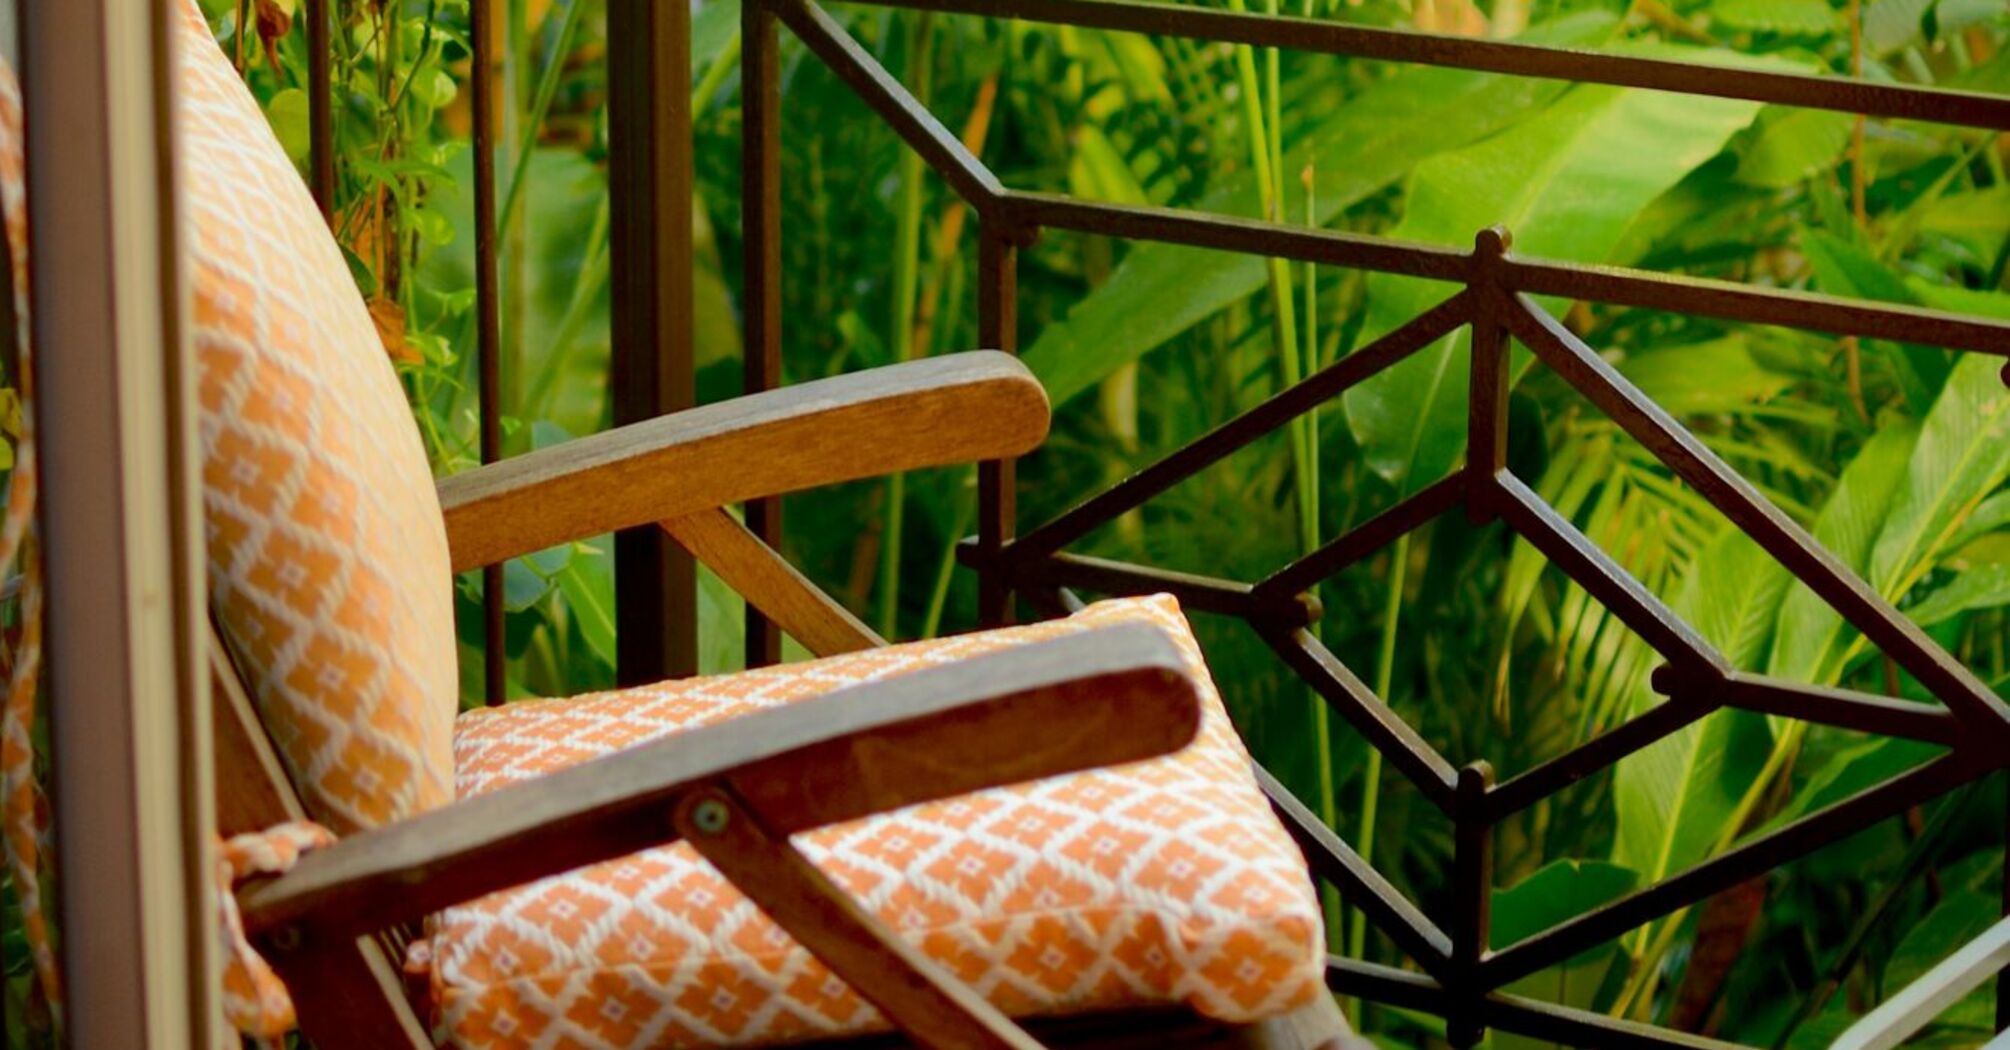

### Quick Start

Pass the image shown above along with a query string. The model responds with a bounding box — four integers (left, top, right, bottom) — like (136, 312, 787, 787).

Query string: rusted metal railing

(292, 0, 2010, 1044)
(735, 2, 2010, 1047)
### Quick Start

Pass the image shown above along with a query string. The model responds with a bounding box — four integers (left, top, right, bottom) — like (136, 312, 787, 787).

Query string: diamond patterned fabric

(177, 0, 457, 832)
(432, 595, 1326, 1048)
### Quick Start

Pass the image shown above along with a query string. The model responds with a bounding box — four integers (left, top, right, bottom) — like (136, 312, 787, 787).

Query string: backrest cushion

(176, 0, 456, 831)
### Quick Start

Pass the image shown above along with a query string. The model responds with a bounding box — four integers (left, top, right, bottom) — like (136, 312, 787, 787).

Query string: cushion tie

(216, 820, 336, 1043)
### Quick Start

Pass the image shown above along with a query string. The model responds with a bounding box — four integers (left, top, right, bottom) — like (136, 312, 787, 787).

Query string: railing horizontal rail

(1484, 698, 1714, 822)
(1005, 192, 2010, 358)
(1254, 474, 1466, 602)
(1002, 191, 1473, 280)
(1508, 297, 2010, 733)
(1326, 958, 1749, 1050)
(1502, 257, 2010, 358)
(1716, 674, 1965, 746)
(1482, 753, 1983, 989)
(1011, 292, 1472, 560)
(1000, 551, 1275, 622)
(844, 0, 2010, 129)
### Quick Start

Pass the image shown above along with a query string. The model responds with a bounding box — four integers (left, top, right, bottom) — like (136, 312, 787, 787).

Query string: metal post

(741, 0, 784, 668)
(608, 0, 698, 684)
(976, 223, 1018, 627)
(1450, 762, 1494, 1048)
(469, 0, 509, 704)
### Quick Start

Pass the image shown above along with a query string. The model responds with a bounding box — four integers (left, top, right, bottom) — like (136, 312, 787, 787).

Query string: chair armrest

(236, 623, 1200, 944)
(438, 351, 1048, 572)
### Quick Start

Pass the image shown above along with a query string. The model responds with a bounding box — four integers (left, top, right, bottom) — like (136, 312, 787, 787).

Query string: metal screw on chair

(268, 925, 303, 953)
(690, 797, 731, 836)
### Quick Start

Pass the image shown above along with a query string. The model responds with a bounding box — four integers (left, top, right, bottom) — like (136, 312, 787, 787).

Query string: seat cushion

(176, 0, 457, 831)
(431, 595, 1325, 1048)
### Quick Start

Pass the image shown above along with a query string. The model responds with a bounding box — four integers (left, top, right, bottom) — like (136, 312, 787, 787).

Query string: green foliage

(128, 1, 2010, 1048)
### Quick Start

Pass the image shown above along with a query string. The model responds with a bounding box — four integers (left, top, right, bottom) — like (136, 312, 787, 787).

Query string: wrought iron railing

(292, 1, 2010, 1045)
(732, 3, 2010, 1047)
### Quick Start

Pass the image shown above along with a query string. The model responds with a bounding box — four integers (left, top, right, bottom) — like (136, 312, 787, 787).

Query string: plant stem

(497, 0, 589, 242)
(1348, 532, 1408, 965)
(877, 12, 935, 638)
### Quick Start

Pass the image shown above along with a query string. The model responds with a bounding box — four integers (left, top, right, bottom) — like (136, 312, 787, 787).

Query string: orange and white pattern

(432, 596, 1326, 1049)
(0, 48, 55, 1012)
(215, 821, 338, 1042)
(174, 0, 457, 833)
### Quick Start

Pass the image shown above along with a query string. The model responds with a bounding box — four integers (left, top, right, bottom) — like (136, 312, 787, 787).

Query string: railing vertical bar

(1449, 763, 1495, 1048)
(976, 223, 1019, 627)
(470, 0, 506, 705)
(607, 0, 700, 684)
(741, 0, 785, 667)
(305, 0, 334, 217)
(1463, 229, 1509, 521)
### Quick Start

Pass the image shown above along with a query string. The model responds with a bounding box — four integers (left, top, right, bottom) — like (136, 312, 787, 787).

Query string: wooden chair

(23, 3, 1365, 1047)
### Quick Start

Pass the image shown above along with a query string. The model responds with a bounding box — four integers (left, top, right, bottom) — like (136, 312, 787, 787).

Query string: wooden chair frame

(215, 351, 1356, 1050)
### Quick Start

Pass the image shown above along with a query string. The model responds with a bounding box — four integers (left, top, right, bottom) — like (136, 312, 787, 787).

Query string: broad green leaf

(555, 542, 617, 670)
(502, 557, 554, 612)
(1865, 0, 1936, 54)
(1492, 859, 1641, 1049)
(1018, 13, 1618, 407)
(264, 88, 311, 165)
(692, 0, 742, 72)
(1908, 279, 2010, 322)
(1713, 0, 1840, 34)
(1917, 186, 2010, 241)
(1927, 0, 2004, 43)
(1949, 491, 2010, 552)
(1907, 564, 2010, 625)
(697, 565, 748, 676)
(1736, 108, 1856, 188)
(1492, 859, 1641, 948)
(1869, 355, 2010, 601)
(1613, 529, 1782, 882)
(1881, 890, 2000, 1033)
(1345, 58, 1767, 492)
(1616, 337, 1795, 416)
(1067, 125, 1153, 206)
(1770, 734, 1941, 826)
(1768, 422, 1921, 682)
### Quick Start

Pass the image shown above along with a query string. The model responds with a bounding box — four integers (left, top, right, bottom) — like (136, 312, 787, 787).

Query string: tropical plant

(5, 0, 2008, 1046)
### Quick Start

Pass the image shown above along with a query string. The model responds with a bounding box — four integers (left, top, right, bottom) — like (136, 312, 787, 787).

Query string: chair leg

(677, 785, 1044, 1050)
(270, 934, 431, 1050)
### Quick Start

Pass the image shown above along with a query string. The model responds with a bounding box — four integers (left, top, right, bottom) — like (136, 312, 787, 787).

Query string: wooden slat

(209, 631, 306, 833)
(237, 625, 1200, 942)
(680, 787, 1042, 1050)
(208, 626, 431, 1048)
(439, 351, 1050, 573)
(663, 509, 885, 658)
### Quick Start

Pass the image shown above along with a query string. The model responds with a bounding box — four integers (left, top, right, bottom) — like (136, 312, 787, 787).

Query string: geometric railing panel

(730, 2, 2010, 1045)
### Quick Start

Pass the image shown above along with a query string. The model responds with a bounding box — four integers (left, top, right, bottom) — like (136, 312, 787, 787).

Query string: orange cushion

(430, 596, 1326, 1048)
(176, 0, 457, 831)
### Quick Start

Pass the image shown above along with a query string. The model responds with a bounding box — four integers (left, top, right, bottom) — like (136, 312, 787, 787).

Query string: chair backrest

(174, 0, 455, 833)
